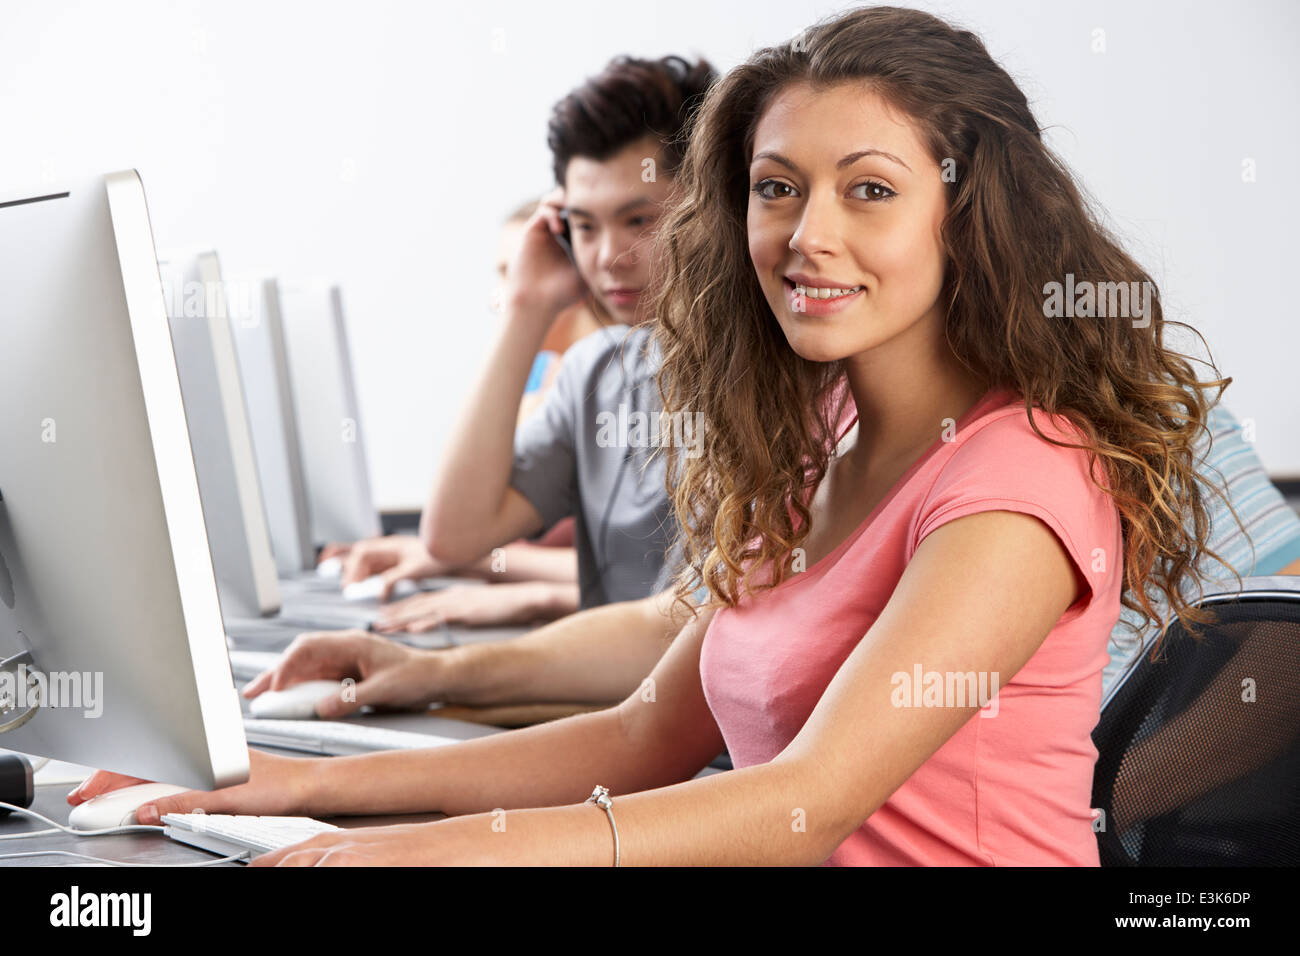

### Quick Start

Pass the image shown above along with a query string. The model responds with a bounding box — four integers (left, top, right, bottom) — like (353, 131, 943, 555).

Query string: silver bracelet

(587, 785, 620, 867)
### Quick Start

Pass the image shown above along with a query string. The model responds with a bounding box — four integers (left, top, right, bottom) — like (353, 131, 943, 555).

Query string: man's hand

(337, 534, 448, 599)
(372, 582, 577, 633)
(502, 187, 587, 325)
(317, 541, 353, 563)
(241, 630, 445, 717)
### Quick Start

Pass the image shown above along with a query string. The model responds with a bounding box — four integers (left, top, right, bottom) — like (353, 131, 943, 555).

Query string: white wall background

(3, 0, 1297, 509)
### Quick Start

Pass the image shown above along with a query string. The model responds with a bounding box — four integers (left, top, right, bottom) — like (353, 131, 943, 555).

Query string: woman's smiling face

(747, 81, 950, 364)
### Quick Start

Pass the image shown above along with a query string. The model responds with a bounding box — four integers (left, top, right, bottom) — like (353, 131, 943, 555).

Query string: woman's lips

(605, 289, 642, 308)
(782, 277, 863, 317)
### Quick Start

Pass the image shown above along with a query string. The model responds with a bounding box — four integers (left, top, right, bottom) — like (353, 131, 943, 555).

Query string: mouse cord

(0, 801, 248, 866)
(0, 848, 250, 866)
(0, 800, 165, 838)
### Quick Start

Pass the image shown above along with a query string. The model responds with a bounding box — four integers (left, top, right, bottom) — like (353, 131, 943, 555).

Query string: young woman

(74, 6, 1231, 865)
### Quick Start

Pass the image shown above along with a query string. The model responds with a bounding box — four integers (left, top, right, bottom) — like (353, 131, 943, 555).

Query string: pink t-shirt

(699, 385, 1122, 866)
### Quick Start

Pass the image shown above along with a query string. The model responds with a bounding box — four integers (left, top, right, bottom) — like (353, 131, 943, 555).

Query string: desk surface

(0, 706, 508, 866)
(2, 714, 720, 866)
(2, 777, 451, 867)
(2, 607, 717, 866)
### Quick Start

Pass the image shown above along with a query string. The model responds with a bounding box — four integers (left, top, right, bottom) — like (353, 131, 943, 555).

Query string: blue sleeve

(523, 351, 557, 395)
(1198, 404, 1300, 580)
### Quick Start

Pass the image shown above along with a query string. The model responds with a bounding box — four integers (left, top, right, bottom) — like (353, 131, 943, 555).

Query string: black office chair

(1091, 575, 1300, 866)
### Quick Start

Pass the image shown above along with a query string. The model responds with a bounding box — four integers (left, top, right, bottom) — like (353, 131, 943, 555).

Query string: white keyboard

(242, 717, 459, 755)
(273, 605, 379, 631)
(163, 812, 340, 860)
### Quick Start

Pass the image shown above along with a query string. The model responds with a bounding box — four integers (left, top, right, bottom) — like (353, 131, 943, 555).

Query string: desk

(2, 643, 720, 865)
(2, 719, 721, 866)
(3, 773, 447, 867)
(0, 709, 505, 867)
(2, 596, 719, 865)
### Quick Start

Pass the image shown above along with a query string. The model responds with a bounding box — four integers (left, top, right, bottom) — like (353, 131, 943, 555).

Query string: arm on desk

(76, 604, 720, 826)
(320, 603, 721, 819)
(427, 588, 688, 705)
(372, 580, 579, 632)
(243, 588, 689, 716)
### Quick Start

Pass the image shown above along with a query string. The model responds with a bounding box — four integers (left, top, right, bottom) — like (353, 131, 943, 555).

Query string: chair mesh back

(1091, 597, 1300, 866)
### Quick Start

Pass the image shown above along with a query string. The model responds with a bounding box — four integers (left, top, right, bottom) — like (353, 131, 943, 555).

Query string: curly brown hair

(651, 5, 1239, 655)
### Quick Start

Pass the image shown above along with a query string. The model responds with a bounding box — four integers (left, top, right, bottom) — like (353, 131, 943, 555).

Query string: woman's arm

(312, 603, 722, 818)
(254, 508, 1080, 865)
(107, 601, 721, 826)
(241, 589, 686, 715)
(374, 588, 684, 704)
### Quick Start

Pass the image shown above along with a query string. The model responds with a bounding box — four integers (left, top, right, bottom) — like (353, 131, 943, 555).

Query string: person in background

(316, 55, 717, 629)
(315, 201, 592, 610)
(341, 199, 607, 634)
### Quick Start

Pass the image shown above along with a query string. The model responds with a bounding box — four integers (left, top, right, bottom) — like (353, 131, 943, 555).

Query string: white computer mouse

(247, 680, 345, 719)
(315, 556, 343, 579)
(68, 783, 190, 831)
(340, 575, 418, 603)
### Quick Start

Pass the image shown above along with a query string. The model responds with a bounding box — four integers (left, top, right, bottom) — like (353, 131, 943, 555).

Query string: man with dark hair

(317, 55, 716, 620)
(547, 55, 715, 186)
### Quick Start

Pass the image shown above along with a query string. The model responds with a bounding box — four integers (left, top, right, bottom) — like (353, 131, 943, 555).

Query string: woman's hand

(241, 630, 445, 717)
(67, 748, 324, 825)
(249, 815, 505, 866)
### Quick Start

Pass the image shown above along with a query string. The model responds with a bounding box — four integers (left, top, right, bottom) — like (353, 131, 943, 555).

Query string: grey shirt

(510, 324, 677, 608)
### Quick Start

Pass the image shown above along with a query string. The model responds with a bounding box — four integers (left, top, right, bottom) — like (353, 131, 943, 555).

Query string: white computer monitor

(226, 277, 315, 575)
(277, 281, 381, 546)
(0, 172, 248, 789)
(158, 251, 281, 618)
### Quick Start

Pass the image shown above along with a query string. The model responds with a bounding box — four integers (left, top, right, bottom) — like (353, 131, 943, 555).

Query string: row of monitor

(161, 252, 381, 620)
(0, 171, 380, 787)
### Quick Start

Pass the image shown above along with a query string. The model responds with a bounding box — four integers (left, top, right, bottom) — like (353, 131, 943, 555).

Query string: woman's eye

(751, 179, 796, 200)
(852, 180, 897, 202)
(573, 222, 594, 232)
